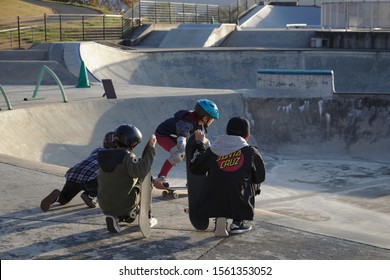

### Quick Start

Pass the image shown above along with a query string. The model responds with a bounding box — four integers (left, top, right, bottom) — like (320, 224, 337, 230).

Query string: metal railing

(123, 0, 262, 35)
(322, 1, 390, 30)
(0, 1, 262, 49)
(0, 14, 123, 50)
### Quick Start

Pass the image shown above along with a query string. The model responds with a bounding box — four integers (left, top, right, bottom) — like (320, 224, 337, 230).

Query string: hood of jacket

(98, 149, 129, 173)
(210, 134, 248, 156)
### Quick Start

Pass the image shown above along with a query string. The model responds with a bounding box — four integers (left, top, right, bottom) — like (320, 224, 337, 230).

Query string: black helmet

(113, 124, 142, 149)
(103, 131, 116, 148)
(195, 99, 219, 119)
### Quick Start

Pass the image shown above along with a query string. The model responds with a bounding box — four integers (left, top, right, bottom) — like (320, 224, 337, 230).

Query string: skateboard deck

(138, 171, 153, 238)
(185, 134, 209, 230)
(138, 142, 154, 238)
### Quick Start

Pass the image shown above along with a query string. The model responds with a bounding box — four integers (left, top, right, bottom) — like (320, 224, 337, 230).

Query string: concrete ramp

(78, 42, 390, 93)
(240, 5, 321, 29)
(0, 61, 78, 85)
(0, 91, 245, 167)
(1, 84, 390, 254)
(159, 24, 236, 48)
(0, 43, 79, 85)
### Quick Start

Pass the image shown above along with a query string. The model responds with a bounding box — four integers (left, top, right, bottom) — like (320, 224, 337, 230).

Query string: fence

(321, 1, 390, 30)
(122, 0, 262, 36)
(0, 0, 261, 49)
(0, 14, 123, 50)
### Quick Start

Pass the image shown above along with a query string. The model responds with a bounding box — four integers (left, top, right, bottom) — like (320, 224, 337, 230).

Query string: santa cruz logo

(216, 150, 244, 172)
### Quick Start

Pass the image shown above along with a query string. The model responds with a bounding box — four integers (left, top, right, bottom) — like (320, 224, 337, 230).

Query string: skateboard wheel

(173, 193, 179, 199)
(129, 210, 137, 219)
(162, 190, 168, 197)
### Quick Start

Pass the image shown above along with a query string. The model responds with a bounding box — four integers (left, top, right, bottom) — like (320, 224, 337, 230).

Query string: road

(22, 0, 102, 14)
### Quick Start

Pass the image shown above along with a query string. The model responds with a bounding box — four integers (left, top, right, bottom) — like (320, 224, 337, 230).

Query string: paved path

(22, 0, 102, 14)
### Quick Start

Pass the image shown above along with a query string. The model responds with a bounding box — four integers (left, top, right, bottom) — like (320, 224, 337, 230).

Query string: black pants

(58, 178, 98, 205)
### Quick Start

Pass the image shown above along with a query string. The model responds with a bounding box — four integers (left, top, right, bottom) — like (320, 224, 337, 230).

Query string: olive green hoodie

(97, 145, 155, 216)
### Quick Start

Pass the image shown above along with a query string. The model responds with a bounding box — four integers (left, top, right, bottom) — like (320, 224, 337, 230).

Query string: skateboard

(185, 134, 209, 230)
(138, 143, 155, 238)
(138, 171, 153, 238)
(160, 186, 187, 199)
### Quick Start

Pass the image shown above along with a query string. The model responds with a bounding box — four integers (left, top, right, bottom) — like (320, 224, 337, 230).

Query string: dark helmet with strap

(194, 99, 219, 119)
(103, 131, 116, 148)
(113, 124, 142, 149)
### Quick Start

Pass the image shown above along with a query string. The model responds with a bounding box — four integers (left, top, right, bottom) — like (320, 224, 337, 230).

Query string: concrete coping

(257, 69, 334, 76)
(256, 69, 335, 98)
(178, 23, 222, 29)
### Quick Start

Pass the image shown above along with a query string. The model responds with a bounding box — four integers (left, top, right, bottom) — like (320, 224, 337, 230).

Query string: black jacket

(189, 135, 265, 220)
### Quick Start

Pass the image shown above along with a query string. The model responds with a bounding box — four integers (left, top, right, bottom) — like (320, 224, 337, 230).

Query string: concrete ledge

(159, 24, 236, 48)
(256, 69, 335, 98)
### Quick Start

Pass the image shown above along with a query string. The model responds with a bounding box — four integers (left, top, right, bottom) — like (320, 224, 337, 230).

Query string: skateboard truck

(162, 189, 179, 199)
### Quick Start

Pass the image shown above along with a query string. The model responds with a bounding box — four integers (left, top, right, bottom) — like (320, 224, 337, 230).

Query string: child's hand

(194, 130, 205, 143)
(148, 134, 157, 147)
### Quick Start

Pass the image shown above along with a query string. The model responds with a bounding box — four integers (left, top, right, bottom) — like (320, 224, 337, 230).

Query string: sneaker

(80, 192, 97, 208)
(214, 217, 229, 237)
(153, 176, 170, 189)
(40, 189, 61, 211)
(230, 220, 252, 234)
(150, 217, 158, 228)
(105, 215, 121, 233)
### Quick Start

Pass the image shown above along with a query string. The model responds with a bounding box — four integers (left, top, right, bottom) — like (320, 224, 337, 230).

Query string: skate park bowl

(0, 41, 390, 259)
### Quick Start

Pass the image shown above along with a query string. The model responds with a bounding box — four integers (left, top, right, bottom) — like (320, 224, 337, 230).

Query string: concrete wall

(256, 69, 335, 98)
(246, 94, 390, 163)
(80, 43, 390, 93)
(1, 90, 389, 167)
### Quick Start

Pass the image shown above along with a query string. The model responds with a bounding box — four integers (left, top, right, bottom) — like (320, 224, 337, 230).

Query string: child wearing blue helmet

(154, 99, 219, 189)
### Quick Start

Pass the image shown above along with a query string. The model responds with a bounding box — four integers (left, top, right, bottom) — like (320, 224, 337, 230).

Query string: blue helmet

(195, 99, 219, 119)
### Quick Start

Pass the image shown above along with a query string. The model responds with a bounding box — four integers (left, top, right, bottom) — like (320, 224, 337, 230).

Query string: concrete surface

(76, 42, 390, 93)
(159, 24, 236, 48)
(0, 80, 389, 260)
(239, 5, 321, 29)
(0, 1, 389, 260)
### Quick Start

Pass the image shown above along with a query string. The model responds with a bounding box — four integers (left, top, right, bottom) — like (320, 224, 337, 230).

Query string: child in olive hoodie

(97, 124, 156, 233)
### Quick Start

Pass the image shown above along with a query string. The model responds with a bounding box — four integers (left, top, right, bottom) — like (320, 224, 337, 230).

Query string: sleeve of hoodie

(189, 142, 211, 175)
(123, 145, 156, 179)
(250, 146, 266, 184)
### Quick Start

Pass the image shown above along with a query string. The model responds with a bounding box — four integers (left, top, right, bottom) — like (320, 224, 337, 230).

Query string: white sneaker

(230, 220, 252, 234)
(153, 176, 170, 189)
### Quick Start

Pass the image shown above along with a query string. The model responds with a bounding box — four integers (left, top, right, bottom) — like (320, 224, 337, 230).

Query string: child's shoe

(40, 189, 61, 211)
(214, 217, 229, 237)
(80, 192, 97, 208)
(105, 215, 121, 233)
(230, 220, 252, 234)
(153, 176, 169, 189)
